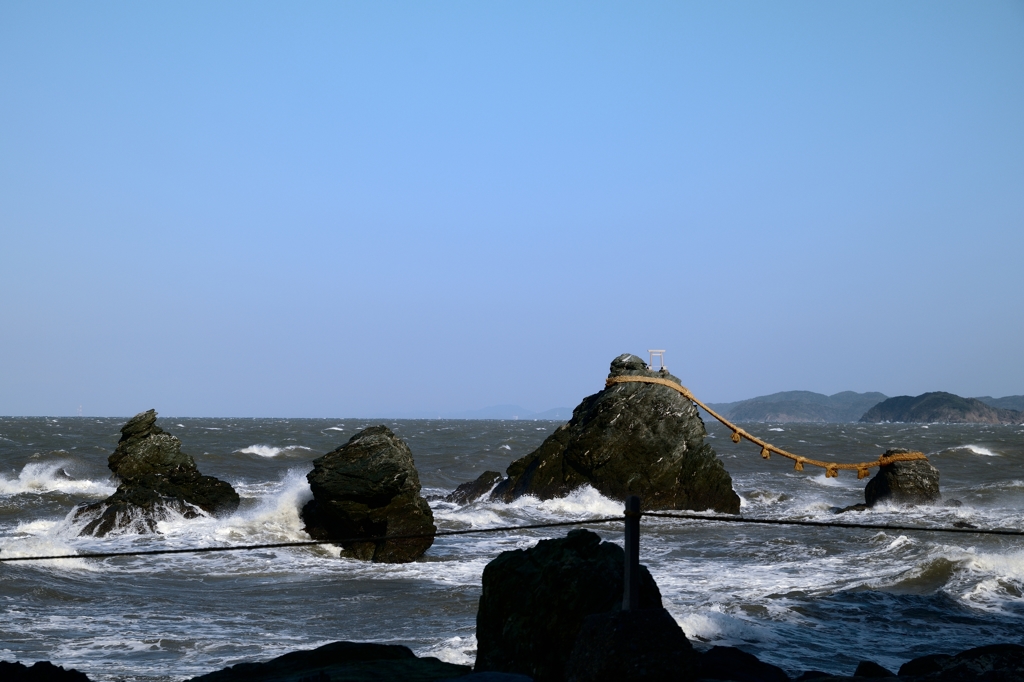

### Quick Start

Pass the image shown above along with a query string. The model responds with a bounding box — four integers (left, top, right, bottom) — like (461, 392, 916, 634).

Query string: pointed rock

(73, 410, 239, 536)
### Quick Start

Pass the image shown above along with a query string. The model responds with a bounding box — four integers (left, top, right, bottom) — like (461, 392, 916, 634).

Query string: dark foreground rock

(909, 644, 1024, 681)
(0, 660, 90, 682)
(854, 660, 895, 678)
(475, 528, 663, 682)
(187, 641, 470, 682)
(865, 448, 941, 507)
(301, 425, 436, 563)
(73, 410, 239, 536)
(489, 353, 739, 513)
(899, 654, 955, 677)
(697, 646, 789, 682)
(565, 607, 696, 682)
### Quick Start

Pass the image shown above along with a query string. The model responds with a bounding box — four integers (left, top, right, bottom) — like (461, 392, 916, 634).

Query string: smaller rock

(898, 654, 953, 677)
(854, 660, 894, 678)
(834, 503, 871, 514)
(187, 641, 469, 682)
(565, 608, 696, 682)
(445, 471, 503, 504)
(302, 426, 436, 563)
(696, 646, 789, 682)
(864, 449, 940, 507)
(0, 660, 91, 682)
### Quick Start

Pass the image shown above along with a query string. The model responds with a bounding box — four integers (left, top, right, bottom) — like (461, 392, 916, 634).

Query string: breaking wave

(236, 444, 314, 458)
(0, 462, 114, 498)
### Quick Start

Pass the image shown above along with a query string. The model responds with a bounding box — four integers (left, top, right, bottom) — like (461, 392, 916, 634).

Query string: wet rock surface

(444, 471, 503, 504)
(74, 410, 239, 536)
(864, 448, 941, 507)
(489, 353, 740, 513)
(187, 641, 470, 682)
(565, 607, 696, 682)
(474, 528, 662, 682)
(301, 425, 436, 563)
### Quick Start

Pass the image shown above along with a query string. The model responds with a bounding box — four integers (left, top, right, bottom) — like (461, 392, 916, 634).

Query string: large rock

(565, 608, 696, 682)
(490, 354, 739, 513)
(474, 528, 663, 682)
(74, 410, 239, 536)
(864, 449, 941, 507)
(187, 641, 470, 682)
(301, 425, 436, 563)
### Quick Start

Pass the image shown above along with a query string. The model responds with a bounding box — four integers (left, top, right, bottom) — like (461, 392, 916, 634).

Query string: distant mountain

(445, 405, 572, 420)
(860, 392, 1024, 425)
(974, 395, 1024, 411)
(703, 390, 888, 423)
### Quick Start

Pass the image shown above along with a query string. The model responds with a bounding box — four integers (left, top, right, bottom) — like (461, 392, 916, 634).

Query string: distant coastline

(696, 390, 1024, 425)
(453, 391, 1024, 424)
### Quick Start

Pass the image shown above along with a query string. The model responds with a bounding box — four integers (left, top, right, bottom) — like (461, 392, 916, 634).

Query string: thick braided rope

(605, 375, 929, 478)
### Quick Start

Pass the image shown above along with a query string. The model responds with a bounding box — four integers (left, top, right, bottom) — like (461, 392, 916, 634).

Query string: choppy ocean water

(1, 416, 1023, 681)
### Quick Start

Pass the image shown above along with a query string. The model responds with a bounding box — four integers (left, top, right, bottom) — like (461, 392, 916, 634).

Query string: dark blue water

(1, 417, 1023, 681)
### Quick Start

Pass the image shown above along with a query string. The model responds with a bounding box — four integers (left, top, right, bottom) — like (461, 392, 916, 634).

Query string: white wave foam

(0, 462, 114, 498)
(499, 444, 512, 450)
(806, 472, 856, 488)
(416, 635, 476, 667)
(674, 606, 774, 644)
(0, 533, 94, 571)
(768, 428, 784, 432)
(146, 469, 314, 548)
(236, 444, 313, 458)
(508, 486, 624, 517)
(325, 427, 346, 431)
(953, 445, 1000, 457)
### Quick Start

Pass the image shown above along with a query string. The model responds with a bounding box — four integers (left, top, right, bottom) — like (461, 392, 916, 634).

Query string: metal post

(623, 495, 640, 611)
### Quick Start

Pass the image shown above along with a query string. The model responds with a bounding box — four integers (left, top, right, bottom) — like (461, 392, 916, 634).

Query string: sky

(1, 1, 1022, 418)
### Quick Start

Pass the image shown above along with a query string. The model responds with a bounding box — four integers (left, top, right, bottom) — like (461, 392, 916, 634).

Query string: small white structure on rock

(648, 349, 666, 371)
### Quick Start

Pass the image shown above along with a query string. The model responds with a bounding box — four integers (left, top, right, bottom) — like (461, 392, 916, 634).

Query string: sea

(1, 416, 1023, 681)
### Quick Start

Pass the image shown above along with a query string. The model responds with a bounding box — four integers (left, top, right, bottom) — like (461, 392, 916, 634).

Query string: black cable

(0, 516, 623, 563)
(3, 511, 1021, 564)
(643, 511, 1024, 537)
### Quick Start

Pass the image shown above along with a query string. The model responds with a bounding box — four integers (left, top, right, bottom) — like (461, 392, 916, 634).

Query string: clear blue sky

(2, 1, 1022, 417)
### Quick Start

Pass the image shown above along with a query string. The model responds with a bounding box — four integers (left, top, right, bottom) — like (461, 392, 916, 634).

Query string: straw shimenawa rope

(605, 375, 928, 478)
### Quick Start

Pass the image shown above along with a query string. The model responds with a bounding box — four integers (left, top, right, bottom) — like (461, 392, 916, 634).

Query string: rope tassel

(731, 431, 741, 443)
(794, 459, 804, 471)
(826, 465, 839, 478)
(857, 467, 870, 480)
(761, 446, 770, 460)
